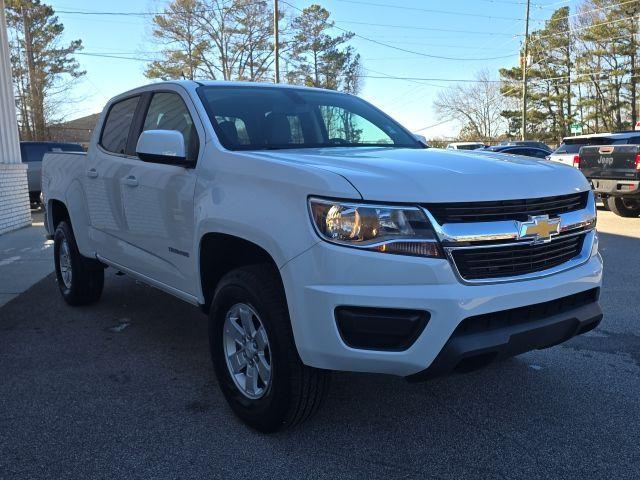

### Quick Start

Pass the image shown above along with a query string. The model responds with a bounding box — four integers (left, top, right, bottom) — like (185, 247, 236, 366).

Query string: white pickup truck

(42, 81, 603, 432)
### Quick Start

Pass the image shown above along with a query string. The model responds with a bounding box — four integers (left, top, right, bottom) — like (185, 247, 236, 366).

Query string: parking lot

(0, 209, 638, 479)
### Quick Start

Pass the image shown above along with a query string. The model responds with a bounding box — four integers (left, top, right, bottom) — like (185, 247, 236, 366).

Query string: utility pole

(274, 0, 280, 83)
(625, 4, 640, 127)
(520, 0, 531, 141)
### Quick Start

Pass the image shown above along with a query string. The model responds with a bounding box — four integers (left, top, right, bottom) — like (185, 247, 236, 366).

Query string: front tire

(209, 264, 329, 433)
(606, 196, 640, 217)
(54, 221, 104, 305)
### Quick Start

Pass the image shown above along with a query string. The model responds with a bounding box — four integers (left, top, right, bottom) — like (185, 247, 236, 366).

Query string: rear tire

(209, 264, 329, 433)
(606, 196, 640, 217)
(54, 221, 104, 305)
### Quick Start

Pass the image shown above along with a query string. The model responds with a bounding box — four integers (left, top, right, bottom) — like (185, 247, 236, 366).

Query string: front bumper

(406, 289, 601, 381)
(280, 240, 603, 377)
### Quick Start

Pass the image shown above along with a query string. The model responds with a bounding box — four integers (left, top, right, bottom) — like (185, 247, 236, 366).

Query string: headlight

(308, 197, 443, 258)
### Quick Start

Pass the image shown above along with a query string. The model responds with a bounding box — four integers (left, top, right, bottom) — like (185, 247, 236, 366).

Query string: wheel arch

(198, 232, 284, 313)
(48, 198, 70, 231)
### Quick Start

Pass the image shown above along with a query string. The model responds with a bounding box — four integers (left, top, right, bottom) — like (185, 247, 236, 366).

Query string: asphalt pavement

(1, 209, 639, 479)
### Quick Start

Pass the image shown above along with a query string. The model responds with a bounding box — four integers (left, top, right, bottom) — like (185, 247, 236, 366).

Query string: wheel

(606, 196, 640, 217)
(209, 264, 329, 433)
(53, 221, 104, 305)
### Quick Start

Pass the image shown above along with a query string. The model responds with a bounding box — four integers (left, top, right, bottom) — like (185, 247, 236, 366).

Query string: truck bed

(41, 151, 88, 218)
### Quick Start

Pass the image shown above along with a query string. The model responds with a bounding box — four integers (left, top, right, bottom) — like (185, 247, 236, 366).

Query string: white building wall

(0, 0, 31, 234)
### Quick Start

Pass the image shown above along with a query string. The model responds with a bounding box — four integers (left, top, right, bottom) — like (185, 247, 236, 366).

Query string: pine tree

(499, 7, 573, 142)
(285, 4, 361, 93)
(6, 0, 84, 140)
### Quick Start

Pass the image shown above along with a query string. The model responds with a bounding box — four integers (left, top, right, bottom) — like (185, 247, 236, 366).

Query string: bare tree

(433, 70, 507, 142)
(146, 0, 276, 81)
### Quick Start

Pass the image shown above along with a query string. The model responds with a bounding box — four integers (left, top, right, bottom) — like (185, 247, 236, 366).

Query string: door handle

(86, 168, 98, 179)
(124, 175, 139, 187)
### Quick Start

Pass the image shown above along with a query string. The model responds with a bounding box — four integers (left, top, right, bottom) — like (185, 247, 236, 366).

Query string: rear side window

(100, 96, 140, 154)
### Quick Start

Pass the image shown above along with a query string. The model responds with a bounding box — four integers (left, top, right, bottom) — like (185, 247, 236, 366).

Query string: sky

(46, 0, 578, 138)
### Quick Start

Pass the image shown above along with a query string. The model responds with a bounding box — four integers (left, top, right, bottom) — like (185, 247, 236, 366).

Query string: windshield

(197, 86, 421, 151)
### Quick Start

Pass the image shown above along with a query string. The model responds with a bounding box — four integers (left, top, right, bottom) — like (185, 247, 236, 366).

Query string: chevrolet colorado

(42, 81, 603, 432)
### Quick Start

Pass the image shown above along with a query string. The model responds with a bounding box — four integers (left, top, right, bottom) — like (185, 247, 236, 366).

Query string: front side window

(197, 86, 421, 151)
(100, 96, 140, 154)
(142, 92, 198, 162)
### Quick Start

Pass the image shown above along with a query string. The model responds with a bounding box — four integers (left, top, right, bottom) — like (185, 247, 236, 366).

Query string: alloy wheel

(59, 238, 73, 289)
(222, 303, 272, 399)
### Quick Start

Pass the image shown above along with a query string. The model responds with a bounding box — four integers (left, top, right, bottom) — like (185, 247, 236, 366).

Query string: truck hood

(249, 147, 590, 202)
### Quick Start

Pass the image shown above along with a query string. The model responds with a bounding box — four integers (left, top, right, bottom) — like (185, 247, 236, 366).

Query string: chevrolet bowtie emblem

(517, 215, 561, 243)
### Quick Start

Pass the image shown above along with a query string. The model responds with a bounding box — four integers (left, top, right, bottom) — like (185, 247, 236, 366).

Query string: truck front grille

(424, 192, 589, 223)
(450, 232, 586, 280)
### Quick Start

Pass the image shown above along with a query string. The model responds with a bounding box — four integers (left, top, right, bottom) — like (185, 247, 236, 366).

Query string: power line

(335, 20, 517, 36)
(531, 14, 640, 42)
(473, 0, 529, 5)
(281, 2, 520, 61)
(337, 0, 624, 25)
(355, 74, 504, 83)
(342, 11, 640, 45)
(336, 0, 525, 21)
(76, 52, 157, 62)
(354, 70, 640, 86)
(55, 2, 268, 17)
(549, 0, 640, 21)
(534, 0, 571, 9)
(413, 119, 455, 133)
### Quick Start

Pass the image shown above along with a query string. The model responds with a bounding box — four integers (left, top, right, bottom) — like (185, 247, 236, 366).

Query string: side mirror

(413, 133, 428, 147)
(136, 130, 193, 167)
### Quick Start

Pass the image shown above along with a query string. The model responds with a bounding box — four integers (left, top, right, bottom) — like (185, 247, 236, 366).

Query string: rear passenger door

(116, 90, 201, 298)
(84, 95, 141, 261)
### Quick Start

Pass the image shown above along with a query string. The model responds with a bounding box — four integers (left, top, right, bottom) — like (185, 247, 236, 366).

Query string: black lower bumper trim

(407, 292, 602, 382)
(335, 306, 429, 351)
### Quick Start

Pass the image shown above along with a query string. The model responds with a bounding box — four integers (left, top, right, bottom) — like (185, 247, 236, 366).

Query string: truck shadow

(0, 228, 637, 477)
